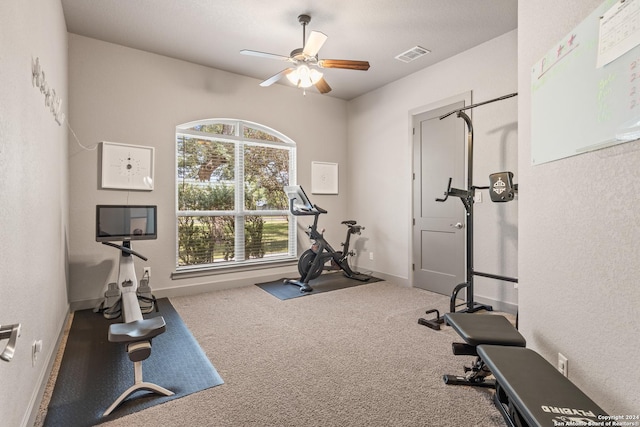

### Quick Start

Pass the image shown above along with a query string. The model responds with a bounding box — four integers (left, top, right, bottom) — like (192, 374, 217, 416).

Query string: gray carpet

(38, 281, 506, 427)
(256, 271, 382, 300)
(43, 298, 223, 426)
(102, 282, 504, 426)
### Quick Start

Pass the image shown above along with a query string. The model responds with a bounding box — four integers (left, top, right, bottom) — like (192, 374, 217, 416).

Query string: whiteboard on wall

(531, 0, 640, 165)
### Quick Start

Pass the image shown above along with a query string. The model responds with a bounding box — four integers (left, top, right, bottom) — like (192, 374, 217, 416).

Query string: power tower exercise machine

(284, 185, 371, 292)
(418, 93, 519, 330)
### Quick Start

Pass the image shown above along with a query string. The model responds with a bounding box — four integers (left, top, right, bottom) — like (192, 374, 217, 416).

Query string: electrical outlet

(143, 267, 151, 278)
(369, 252, 374, 260)
(474, 191, 483, 203)
(558, 353, 568, 377)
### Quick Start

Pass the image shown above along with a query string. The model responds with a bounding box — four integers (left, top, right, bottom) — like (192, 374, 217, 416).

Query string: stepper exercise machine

(283, 185, 371, 292)
(94, 205, 173, 416)
(419, 93, 519, 330)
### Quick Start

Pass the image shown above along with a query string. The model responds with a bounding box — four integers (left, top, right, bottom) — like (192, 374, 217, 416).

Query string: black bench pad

(477, 345, 608, 426)
(444, 313, 526, 347)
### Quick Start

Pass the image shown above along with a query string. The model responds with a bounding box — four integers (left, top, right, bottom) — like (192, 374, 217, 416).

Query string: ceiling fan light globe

(286, 65, 323, 88)
(286, 67, 300, 85)
(309, 68, 323, 85)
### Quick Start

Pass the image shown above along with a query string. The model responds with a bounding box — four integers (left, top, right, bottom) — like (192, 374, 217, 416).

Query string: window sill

(171, 257, 298, 280)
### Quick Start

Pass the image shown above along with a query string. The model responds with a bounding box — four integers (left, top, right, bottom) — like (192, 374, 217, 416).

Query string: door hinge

(412, 263, 415, 271)
(413, 127, 415, 135)
(412, 218, 415, 226)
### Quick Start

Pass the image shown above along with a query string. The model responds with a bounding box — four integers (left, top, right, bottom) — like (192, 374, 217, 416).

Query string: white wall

(67, 34, 351, 308)
(518, 1, 640, 415)
(347, 31, 519, 311)
(0, 1, 69, 426)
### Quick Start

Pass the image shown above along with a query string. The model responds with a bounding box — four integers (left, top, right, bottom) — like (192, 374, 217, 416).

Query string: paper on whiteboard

(597, 0, 640, 68)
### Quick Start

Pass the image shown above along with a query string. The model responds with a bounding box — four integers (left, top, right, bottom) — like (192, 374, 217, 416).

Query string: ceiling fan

(240, 14, 370, 94)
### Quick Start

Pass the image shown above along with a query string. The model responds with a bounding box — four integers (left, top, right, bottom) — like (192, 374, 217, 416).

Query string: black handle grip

(435, 177, 453, 202)
(102, 241, 148, 261)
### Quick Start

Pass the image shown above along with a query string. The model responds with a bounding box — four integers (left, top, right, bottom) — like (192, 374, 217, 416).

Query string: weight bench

(478, 345, 608, 427)
(443, 312, 526, 388)
(443, 313, 608, 426)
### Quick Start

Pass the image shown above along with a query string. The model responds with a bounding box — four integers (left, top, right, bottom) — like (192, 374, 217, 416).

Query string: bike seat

(341, 220, 357, 226)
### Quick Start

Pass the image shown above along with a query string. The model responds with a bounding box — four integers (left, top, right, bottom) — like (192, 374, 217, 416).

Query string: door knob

(451, 222, 464, 229)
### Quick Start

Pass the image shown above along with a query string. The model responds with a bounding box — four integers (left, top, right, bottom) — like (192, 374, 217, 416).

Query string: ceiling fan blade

(314, 77, 332, 94)
(303, 31, 328, 57)
(241, 49, 291, 61)
(259, 68, 295, 87)
(318, 59, 370, 71)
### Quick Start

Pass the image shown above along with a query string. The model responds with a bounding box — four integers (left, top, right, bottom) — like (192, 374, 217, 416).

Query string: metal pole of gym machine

(457, 110, 487, 312)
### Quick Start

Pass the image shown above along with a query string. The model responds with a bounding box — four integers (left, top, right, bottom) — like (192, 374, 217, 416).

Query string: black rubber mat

(44, 298, 223, 426)
(256, 272, 382, 300)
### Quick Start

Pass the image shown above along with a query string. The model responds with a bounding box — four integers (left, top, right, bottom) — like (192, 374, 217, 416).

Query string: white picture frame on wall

(311, 161, 338, 194)
(101, 141, 155, 191)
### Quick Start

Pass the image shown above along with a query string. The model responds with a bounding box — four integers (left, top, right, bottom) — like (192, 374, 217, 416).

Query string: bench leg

(443, 356, 495, 388)
(103, 360, 174, 417)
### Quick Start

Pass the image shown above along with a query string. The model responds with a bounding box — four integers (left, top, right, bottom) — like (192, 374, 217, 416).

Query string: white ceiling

(60, 0, 517, 100)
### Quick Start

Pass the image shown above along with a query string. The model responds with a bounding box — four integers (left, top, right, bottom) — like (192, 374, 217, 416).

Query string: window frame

(175, 118, 297, 273)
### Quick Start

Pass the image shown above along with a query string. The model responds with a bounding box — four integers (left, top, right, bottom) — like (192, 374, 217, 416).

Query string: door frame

(408, 91, 472, 288)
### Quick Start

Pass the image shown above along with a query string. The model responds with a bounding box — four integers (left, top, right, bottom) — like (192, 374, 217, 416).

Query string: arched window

(176, 119, 296, 270)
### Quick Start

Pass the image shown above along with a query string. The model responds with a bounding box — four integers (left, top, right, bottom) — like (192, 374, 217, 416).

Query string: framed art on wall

(311, 161, 338, 194)
(101, 141, 155, 191)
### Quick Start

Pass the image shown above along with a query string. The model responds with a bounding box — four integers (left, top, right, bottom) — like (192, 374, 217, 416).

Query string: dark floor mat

(44, 298, 223, 426)
(256, 272, 382, 300)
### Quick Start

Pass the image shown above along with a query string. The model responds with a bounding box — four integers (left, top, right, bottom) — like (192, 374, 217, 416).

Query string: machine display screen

(96, 205, 157, 242)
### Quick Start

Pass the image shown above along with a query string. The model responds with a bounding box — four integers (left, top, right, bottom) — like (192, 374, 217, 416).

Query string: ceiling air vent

(395, 46, 431, 63)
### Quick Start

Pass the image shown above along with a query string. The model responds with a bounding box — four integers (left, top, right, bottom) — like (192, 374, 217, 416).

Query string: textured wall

(518, 0, 640, 415)
(0, 1, 69, 426)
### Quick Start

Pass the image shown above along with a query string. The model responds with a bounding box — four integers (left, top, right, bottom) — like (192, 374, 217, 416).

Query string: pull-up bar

(439, 92, 518, 120)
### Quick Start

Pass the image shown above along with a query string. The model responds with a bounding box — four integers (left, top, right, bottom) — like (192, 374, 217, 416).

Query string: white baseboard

(25, 305, 70, 427)
(364, 270, 410, 287)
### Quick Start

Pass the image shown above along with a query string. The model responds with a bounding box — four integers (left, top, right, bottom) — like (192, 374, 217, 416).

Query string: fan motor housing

(290, 48, 313, 62)
(298, 14, 311, 25)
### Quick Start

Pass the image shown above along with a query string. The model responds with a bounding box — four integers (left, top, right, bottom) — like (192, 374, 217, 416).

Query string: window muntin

(176, 119, 296, 269)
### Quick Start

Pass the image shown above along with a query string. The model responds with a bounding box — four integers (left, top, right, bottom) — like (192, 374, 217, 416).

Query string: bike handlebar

(290, 203, 327, 216)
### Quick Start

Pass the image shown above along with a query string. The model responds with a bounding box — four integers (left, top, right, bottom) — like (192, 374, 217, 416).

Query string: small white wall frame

(311, 161, 338, 194)
(101, 142, 155, 191)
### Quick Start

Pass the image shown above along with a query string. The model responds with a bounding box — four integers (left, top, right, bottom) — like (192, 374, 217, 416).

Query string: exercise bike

(284, 185, 371, 292)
